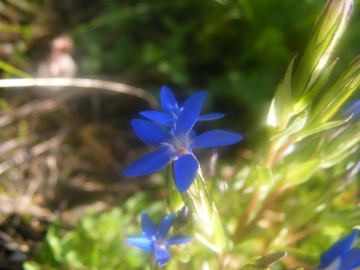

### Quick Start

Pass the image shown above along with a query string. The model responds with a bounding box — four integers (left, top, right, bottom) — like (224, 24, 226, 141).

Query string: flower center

(178, 148, 185, 155)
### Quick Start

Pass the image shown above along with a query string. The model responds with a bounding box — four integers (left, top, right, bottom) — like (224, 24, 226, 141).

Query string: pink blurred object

(37, 35, 77, 79)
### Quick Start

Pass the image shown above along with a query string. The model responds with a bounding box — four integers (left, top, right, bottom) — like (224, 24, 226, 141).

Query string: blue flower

(123, 88, 241, 192)
(123, 108, 241, 193)
(315, 229, 360, 270)
(139, 86, 224, 127)
(126, 211, 191, 266)
(122, 119, 241, 192)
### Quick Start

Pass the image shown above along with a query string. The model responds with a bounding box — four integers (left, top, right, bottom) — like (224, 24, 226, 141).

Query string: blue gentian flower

(314, 229, 360, 270)
(122, 99, 241, 192)
(126, 211, 191, 266)
(139, 86, 224, 127)
(123, 88, 241, 192)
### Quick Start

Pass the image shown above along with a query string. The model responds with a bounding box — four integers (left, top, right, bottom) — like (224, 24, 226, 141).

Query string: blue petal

(141, 211, 157, 239)
(167, 235, 192, 246)
(132, 119, 172, 146)
(189, 129, 197, 140)
(122, 149, 172, 176)
(158, 214, 175, 240)
(154, 246, 170, 266)
(342, 248, 360, 270)
(126, 236, 153, 252)
(161, 86, 179, 114)
(140, 111, 173, 126)
(197, 113, 225, 121)
(183, 91, 207, 107)
(192, 130, 242, 148)
(176, 92, 207, 134)
(173, 154, 199, 193)
(320, 230, 358, 268)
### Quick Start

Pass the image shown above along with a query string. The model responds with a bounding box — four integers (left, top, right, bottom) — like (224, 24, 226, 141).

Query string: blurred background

(1, 0, 360, 269)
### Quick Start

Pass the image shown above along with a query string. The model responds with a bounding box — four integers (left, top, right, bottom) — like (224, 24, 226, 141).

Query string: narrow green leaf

(298, 114, 351, 139)
(322, 145, 358, 168)
(294, 58, 338, 114)
(211, 202, 226, 251)
(309, 55, 360, 125)
(0, 60, 33, 78)
(183, 170, 212, 225)
(267, 56, 295, 129)
(267, 98, 277, 127)
(251, 252, 287, 268)
(183, 170, 225, 252)
(284, 159, 321, 185)
(271, 111, 307, 141)
(195, 203, 225, 253)
(321, 132, 360, 167)
(239, 252, 287, 270)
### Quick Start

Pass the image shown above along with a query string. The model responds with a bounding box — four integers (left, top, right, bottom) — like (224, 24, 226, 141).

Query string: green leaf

(183, 170, 225, 253)
(322, 146, 358, 168)
(195, 203, 225, 253)
(211, 202, 226, 251)
(183, 170, 212, 225)
(309, 55, 360, 125)
(294, 58, 338, 114)
(321, 131, 360, 167)
(0, 60, 33, 78)
(267, 56, 295, 129)
(298, 114, 351, 139)
(284, 159, 321, 185)
(271, 111, 307, 141)
(292, 0, 353, 102)
(239, 252, 287, 270)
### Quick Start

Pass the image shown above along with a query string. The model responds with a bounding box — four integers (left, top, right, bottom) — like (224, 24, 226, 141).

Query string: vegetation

(1, 0, 360, 269)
